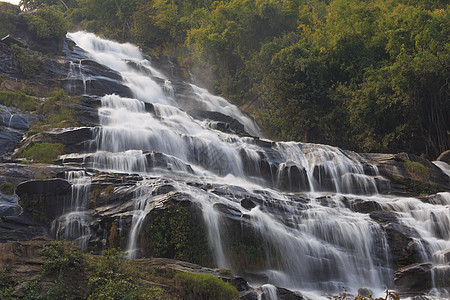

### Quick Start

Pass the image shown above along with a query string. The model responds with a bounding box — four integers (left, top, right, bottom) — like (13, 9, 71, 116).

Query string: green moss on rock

(143, 202, 213, 266)
(21, 142, 65, 164)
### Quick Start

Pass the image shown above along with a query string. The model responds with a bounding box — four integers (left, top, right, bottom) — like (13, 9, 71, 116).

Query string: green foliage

(11, 45, 44, 79)
(28, 90, 79, 132)
(87, 248, 169, 300)
(0, 91, 39, 111)
(0, 182, 15, 195)
(146, 204, 213, 266)
(403, 160, 429, 180)
(23, 241, 85, 300)
(41, 241, 83, 276)
(0, 2, 20, 37)
(0, 267, 15, 299)
(174, 272, 239, 300)
(21, 142, 65, 163)
(24, 5, 68, 39)
(18, 0, 450, 158)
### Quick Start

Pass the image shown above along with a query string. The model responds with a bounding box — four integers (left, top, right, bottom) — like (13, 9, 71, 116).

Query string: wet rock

(348, 199, 382, 214)
(364, 153, 450, 196)
(16, 178, 71, 219)
(261, 286, 305, 300)
(370, 211, 398, 224)
(278, 162, 310, 192)
(394, 263, 432, 293)
(188, 109, 250, 136)
(240, 290, 259, 300)
(241, 197, 257, 210)
(0, 213, 49, 243)
(358, 288, 374, 297)
(436, 150, 450, 164)
(312, 164, 336, 192)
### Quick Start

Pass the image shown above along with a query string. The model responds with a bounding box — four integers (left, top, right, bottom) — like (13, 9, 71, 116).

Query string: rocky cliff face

(1, 20, 449, 299)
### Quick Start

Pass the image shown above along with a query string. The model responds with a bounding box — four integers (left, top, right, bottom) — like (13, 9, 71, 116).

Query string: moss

(144, 203, 213, 266)
(21, 142, 65, 164)
(218, 269, 233, 276)
(388, 174, 441, 196)
(0, 182, 15, 195)
(174, 272, 239, 300)
(28, 90, 79, 132)
(222, 222, 267, 273)
(403, 160, 429, 181)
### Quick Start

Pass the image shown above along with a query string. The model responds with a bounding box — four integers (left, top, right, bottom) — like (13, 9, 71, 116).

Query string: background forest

(12, 0, 450, 158)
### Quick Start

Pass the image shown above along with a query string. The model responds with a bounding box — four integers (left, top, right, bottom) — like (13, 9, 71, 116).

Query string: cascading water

(52, 170, 92, 250)
(60, 31, 450, 299)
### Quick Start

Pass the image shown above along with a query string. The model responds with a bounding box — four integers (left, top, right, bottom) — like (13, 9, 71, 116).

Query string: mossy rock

(0, 182, 15, 195)
(142, 199, 213, 266)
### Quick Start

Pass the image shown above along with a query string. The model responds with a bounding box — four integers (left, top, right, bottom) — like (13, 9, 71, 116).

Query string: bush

(11, 44, 43, 78)
(21, 142, 64, 163)
(24, 5, 68, 39)
(0, 182, 15, 195)
(0, 91, 39, 111)
(175, 272, 239, 300)
(87, 249, 169, 300)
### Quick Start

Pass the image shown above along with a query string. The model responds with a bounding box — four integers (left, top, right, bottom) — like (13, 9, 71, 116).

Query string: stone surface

(436, 150, 450, 164)
(394, 263, 433, 293)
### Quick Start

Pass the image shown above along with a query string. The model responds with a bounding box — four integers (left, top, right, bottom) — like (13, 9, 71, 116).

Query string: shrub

(21, 142, 64, 163)
(175, 272, 239, 300)
(0, 2, 20, 37)
(0, 91, 38, 111)
(11, 44, 44, 78)
(24, 5, 68, 39)
(87, 249, 169, 300)
(0, 182, 15, 195)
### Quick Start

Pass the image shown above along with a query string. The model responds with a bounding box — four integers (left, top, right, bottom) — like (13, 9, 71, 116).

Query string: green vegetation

(0, 267, 14, 299)
(403, 160, 429, 181)
(0, 91, 38, 111)
(145, 203, 213, 266)
(87, 248, 168, 300)
(3, 0, 448, 158)
(24, 5, 68, 39)
(0, 2, 20, 37)
(11, 44, 44, 79)
(0, 182, 15, 195)
(174, 272, 239, 300)
(21, 142, 65, 163)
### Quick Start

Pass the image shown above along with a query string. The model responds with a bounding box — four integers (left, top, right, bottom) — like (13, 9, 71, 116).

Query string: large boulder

(16, 178, 71, 219)
(370, 211, 425, 268)
(394, 263, 432, 293)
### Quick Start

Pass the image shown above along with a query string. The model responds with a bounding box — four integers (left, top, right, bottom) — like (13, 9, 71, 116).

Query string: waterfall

(52, 170, 92, 250)
(62, 31, 450, 298)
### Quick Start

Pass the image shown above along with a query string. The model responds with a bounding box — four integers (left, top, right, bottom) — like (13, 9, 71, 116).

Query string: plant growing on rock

(0, 182, 15, 195)
(174, 272, 239, 300)
(21, 142, 64, 164)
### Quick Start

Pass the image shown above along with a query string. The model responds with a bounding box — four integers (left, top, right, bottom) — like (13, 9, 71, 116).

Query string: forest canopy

(13, 0, 450, 158)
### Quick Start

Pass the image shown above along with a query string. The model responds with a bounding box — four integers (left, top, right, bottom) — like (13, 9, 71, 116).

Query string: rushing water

(61, 32, 450, 298)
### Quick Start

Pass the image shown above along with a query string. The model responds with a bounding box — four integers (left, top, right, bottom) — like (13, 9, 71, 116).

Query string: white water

(52, 171, 92, 250)
(63, 32, 450, 298)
